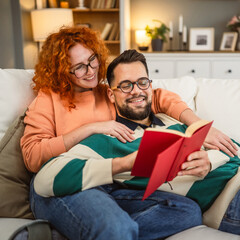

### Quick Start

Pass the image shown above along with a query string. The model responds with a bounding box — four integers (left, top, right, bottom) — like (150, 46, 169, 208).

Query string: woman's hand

(63, 120, 135, 151)
(203, 127, 238, 157)
(179, 109, 238, 157)
(178, 150, 211, 178)
(91, 120, 135, 143)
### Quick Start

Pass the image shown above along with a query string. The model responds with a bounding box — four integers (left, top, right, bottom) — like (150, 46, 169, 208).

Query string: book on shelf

(131, 119, 213, 200)
(95, 0, 103, 9)
(101, 23, 113, 40)
(91, 0, 117, 9)
(105, 0, 113, 9)
(108, 22, 119, 40)
(114, 30, 120, 40)
(90, 0, 97, 9)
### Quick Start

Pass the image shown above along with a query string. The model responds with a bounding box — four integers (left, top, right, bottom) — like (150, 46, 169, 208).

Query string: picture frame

(220, 32, 238, 51)
(189, 28, 215, 51)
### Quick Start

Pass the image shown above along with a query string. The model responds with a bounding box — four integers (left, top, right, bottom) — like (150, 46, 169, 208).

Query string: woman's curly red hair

(33, 26, 109, 107)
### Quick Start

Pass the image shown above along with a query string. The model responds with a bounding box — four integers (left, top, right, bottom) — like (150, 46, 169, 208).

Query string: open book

(131, 120, 213, 200)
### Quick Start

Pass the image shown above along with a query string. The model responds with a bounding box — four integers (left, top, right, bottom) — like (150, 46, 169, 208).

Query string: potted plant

(145, 19, 170, 51)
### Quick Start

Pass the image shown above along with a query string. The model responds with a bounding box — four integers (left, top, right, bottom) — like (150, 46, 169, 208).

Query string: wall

(130, 0, 240, 51)
(0, 0, 37, 69)
(0, 1, 15, 68)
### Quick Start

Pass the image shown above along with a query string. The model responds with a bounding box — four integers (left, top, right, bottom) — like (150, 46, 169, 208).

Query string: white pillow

(195, 78, 240, 142)
(152, 76, 197, 111)
(0, 69, 35, 140)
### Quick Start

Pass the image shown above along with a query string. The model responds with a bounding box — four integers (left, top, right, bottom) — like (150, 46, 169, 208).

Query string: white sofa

(0, 69, 240, 240)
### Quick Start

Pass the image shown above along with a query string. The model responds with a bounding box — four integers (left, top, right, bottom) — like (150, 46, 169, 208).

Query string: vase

(237, 28, 240, 51)
(151, 39, 163, 51)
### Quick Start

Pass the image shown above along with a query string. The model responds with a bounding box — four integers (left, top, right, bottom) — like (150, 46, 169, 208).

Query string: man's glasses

(111, 78, 152, 93)
(69, 54, 100, 78)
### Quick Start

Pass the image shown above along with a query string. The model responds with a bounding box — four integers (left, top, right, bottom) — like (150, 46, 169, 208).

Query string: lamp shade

(135, 30, 151, 47)
(31, 8, 73, 42)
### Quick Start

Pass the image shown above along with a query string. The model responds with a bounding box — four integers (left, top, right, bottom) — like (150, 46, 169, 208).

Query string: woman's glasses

(70, 54, 100, 78)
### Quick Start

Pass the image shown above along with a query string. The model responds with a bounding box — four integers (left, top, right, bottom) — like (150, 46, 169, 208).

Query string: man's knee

(177, 196, 202, 227)
(86, 213, 138, 240)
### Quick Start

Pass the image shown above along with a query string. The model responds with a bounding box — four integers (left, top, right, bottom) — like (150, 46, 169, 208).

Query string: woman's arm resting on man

(180, 109, 238, 157)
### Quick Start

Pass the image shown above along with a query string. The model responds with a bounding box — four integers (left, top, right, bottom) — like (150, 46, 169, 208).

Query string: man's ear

(107, 87, 115, 104)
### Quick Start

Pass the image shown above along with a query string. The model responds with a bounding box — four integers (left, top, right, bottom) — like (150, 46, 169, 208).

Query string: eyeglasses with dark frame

(69, 54, 100, 78)
(111, 78, 152, 93)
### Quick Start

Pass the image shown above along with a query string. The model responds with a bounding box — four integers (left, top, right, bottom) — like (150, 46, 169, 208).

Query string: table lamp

(31, 8, 73, 49)
(135, 29, 151, 51)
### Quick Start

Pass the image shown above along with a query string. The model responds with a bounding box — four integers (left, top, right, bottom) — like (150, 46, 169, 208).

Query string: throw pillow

(152, 76, 197, 112)
(0, 111, 34, 219)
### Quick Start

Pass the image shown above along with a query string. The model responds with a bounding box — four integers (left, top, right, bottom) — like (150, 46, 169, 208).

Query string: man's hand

(203, 127, 238, 157)
(112, 151, 138, 176)
(178, 150, 211, 178)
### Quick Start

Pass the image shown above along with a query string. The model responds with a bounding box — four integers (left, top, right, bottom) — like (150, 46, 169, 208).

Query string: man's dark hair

(106, 49, 149, 86)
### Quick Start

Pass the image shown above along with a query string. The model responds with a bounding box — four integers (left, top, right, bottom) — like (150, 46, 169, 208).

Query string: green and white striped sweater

(34, 114, 240, 229)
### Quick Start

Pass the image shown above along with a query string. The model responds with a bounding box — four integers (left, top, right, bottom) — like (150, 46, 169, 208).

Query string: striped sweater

(34, 114, 240, 229)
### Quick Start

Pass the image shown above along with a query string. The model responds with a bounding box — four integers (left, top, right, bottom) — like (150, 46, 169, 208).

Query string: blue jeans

(219, 189, 240, 235)
(30, 182, 202, 240)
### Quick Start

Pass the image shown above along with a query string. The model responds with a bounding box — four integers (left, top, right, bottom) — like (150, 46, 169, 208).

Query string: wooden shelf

(105, 40, 120, 44)
(72, 8, 119, 12)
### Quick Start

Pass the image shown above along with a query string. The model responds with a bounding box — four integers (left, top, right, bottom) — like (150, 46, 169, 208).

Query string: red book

(131, 120, 213, 200)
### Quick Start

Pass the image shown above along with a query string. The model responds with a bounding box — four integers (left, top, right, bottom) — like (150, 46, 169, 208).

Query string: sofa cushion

(0, 68, 35, 141)
(195, 78, 240, 142)
(166, 225, 240, 240)
(0, 112, 34, 219)
(152, 76, 197, 112)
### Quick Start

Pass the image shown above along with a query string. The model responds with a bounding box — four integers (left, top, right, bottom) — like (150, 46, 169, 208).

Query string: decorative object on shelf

(178, 15, 183, 50)
(36, 0, 47, 9)
(135, 30, 151, 51)
(183, 25, 188, 51)
(227, 15, 240, 50)
(75, 23, 91, 28)
(145, 19, 169, 51)
(236, 28, 240, 50)
(168, 21, 173, 51)
(189, 28, 215, 51)
(227, 15, 240, 31)
(60, 0, 69, 8)
(31, 8, 73, 50)
(220, 32, 238, 51)
(48, 0, 58, 8)
(76, 0, 88, 9)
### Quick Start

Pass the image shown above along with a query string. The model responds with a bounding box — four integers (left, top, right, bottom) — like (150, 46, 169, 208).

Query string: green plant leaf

(145, 20, 170, 42)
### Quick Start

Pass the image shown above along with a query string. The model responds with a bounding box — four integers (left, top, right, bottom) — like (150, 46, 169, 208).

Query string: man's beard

(115, 95, 152, 121)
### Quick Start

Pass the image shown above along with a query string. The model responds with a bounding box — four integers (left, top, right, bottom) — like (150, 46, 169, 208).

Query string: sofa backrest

(152, 76, 240, 142)
(195, 78, 240, 142)
(0, 69, 35, 140)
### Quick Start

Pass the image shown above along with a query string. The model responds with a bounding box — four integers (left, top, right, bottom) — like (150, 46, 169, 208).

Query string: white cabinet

(144, 53, 240, 79)
(176, 61, 211, 78)
(148, 61, 174, 79)
(212, 61, 240, 79)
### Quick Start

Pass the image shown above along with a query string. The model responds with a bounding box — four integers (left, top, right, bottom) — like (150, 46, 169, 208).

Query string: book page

(185, 119, 211, 137)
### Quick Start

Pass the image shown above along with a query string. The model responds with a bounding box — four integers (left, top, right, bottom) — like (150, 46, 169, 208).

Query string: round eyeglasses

(111, 78, 152, 93)
(69, 54, 100, 78)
